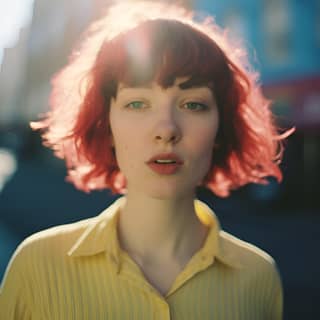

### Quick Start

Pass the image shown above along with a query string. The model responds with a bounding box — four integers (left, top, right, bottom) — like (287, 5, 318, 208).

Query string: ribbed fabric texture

(0, 198, 283, 319)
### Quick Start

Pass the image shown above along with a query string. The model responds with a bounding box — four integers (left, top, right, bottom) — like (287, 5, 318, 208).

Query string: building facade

(196, 0, 320, 208)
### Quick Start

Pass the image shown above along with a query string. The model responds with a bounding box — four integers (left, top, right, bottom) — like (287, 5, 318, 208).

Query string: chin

(126, 173, 202, 200)
(142, 182, 196, 200)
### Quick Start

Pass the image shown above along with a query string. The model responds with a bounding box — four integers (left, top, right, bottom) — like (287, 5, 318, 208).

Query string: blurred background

(0, 0, 319, 319)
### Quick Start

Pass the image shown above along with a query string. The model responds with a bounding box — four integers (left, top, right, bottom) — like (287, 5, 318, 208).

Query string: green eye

(184, 102, 208, 111)
(127, 101, 145, 109)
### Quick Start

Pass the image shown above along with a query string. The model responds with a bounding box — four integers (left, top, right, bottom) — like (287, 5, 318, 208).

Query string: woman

(0, 1, 292, 319)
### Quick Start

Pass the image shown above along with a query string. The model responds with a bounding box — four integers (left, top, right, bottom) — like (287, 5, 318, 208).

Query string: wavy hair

(31, 1, 293, 197)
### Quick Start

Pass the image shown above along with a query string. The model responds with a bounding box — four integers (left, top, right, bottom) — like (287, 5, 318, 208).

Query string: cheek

(196, 141, 214, 171)
(111, 126, 142, 175)
(110, 115, 131, 150)
(189, 110, 218, 146)
(188, 124, 218, 176)
(113, 138, 132, 165)
(110, 122, 128, 165)
(194, 125, 217, 155)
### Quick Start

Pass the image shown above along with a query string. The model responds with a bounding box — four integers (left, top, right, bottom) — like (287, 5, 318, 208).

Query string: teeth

(155, 159, 176, 164)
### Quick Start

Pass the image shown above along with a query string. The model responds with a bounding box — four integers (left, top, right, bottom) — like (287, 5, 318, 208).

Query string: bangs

(102, 19, 230, 93)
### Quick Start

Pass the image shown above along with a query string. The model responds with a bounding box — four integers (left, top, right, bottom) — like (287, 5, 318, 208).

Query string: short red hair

(31, 1, 293, 197)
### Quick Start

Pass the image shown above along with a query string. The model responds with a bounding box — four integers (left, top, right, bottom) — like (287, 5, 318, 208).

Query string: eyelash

(124, 100, 209, 111)
(183, 102, 208, 111)
(125, 101, 147, 109)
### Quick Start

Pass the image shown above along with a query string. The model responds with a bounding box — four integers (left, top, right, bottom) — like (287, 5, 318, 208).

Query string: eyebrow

(118, 84, 152, 92)
(178, 78, 214, 90)
(117, 79, 213, 92)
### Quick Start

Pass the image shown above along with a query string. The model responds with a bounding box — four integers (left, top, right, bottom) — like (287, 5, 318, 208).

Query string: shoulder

(217, 231, 283, 318)
(197, 199, 280, 276)
(7, 216, 98, 269)
(217, 230, 283, 303)
(1, 215, 100, 296)
(5, 198, 124, 267)
(218, 230, 280, 279)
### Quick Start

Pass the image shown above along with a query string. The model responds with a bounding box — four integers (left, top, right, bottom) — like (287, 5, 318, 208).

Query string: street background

(0, 1, 319, 319)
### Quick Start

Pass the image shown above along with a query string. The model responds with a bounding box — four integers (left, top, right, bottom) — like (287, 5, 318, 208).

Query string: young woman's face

(109, 77, 219, 199)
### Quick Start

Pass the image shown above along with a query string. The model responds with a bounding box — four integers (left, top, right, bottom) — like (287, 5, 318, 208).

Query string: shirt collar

(194, 200, 242, 268)
(67, 197, 125, 265)
(68, 197, 241, 268)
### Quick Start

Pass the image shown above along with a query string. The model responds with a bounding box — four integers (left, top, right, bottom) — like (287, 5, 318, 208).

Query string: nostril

(155, 134, 178, 142)
(153, 123, 182, 143)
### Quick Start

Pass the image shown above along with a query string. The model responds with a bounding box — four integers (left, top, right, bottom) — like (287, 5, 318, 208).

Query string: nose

(153, 112, 182, 144)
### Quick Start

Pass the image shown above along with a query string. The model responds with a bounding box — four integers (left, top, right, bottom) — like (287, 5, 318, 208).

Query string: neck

(117, 193, 208, 265)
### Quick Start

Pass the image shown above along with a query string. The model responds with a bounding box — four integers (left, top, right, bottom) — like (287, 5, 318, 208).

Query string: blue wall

(196, 0, 320, 83)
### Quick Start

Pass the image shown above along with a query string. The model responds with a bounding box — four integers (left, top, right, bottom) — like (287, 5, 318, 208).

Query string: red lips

(147, 153, 183, 164)
(146, 153, 183, 175)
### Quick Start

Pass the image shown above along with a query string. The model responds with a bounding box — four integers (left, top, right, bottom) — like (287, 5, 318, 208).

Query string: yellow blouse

(0, 197, 283, 319)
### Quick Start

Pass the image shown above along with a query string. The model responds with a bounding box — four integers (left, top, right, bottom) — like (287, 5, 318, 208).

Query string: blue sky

(0, 0, 34, 64)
